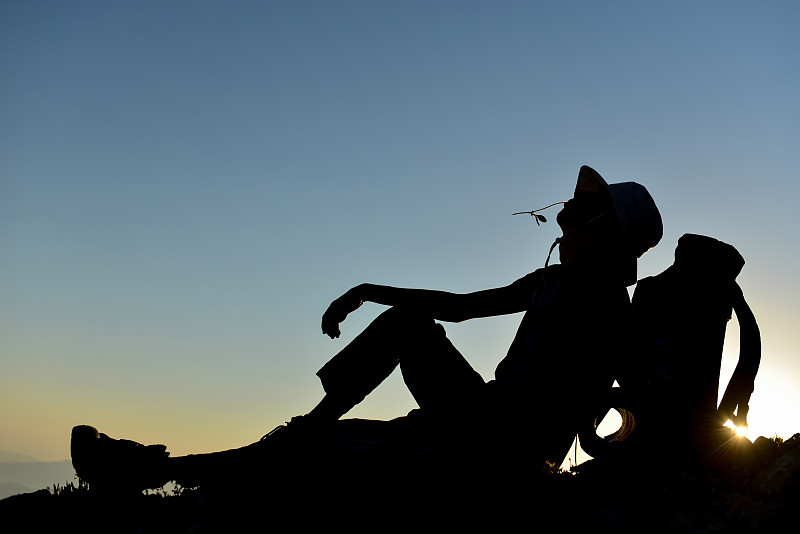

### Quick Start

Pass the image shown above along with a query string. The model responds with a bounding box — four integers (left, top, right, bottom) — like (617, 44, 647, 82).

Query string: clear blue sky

(2, 1, 799, 463)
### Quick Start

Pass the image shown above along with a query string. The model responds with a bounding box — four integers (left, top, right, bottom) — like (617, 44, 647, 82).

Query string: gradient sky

(2, 1, 799, 465)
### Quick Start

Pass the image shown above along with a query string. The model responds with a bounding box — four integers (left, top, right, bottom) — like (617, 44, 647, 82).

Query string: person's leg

(312, 306, 484, 422)
(74, 306, 483, 490)
(170, 308, 485, 484)
(167, 425, 299, 487)
(397, 316, 486, 419)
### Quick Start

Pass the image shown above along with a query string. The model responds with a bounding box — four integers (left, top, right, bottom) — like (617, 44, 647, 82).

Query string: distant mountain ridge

(0, 451, 41, 463)
(0, 458, 74, 500)
(0, 482, 33, 499)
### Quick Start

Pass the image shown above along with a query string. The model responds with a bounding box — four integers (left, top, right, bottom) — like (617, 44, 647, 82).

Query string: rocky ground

(2, 432, 799, 533)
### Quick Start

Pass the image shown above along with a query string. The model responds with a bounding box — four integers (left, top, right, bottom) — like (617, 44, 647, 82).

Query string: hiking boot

(71, 425, 171, 493)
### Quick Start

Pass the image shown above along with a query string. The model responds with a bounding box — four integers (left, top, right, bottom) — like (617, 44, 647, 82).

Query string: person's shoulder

(500, 268, 547, 300)
(514, 265, 558, 285)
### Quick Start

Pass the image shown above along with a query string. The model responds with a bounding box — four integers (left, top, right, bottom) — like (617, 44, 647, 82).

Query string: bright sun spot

(723, 419, 748, 438)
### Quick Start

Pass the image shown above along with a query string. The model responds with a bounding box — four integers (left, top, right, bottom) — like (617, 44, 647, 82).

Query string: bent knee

(376, 306, 440, 335)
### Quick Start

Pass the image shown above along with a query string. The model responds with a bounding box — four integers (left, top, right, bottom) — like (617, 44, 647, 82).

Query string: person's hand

(321, 287, 364, 339)
(718, 377, 754, 426)
(718, 400, 749, 427)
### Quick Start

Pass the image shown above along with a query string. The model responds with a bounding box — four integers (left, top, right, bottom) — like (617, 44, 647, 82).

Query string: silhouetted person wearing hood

(71, 166, 662, 492)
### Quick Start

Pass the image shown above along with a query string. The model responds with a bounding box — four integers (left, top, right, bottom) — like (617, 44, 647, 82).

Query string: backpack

(579, 234, 760, 464)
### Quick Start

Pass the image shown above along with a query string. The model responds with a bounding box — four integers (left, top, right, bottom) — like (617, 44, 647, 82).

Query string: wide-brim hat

(575, 165, 663, 285)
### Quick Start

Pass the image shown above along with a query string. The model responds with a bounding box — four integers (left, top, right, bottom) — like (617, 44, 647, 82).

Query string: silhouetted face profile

(556, 189, 616, 267)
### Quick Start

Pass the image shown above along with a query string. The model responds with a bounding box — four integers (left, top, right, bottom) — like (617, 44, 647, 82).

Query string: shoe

(71, 425, 171, 493)
(259, 415, 328, 441)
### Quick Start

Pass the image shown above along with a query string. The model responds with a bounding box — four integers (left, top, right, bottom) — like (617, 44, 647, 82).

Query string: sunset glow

(2, 2, 799, 468)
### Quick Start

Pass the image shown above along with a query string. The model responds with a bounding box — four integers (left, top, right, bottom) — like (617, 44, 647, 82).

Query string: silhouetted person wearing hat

(71, 166, 663, 492)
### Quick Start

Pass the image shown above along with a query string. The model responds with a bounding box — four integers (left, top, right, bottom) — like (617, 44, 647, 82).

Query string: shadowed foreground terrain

(2, 433, 799, 533)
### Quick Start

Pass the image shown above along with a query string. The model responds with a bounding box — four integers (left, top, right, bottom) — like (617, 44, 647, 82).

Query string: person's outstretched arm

(321, 275, 538, 339)
(718, 283, 761, 425)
